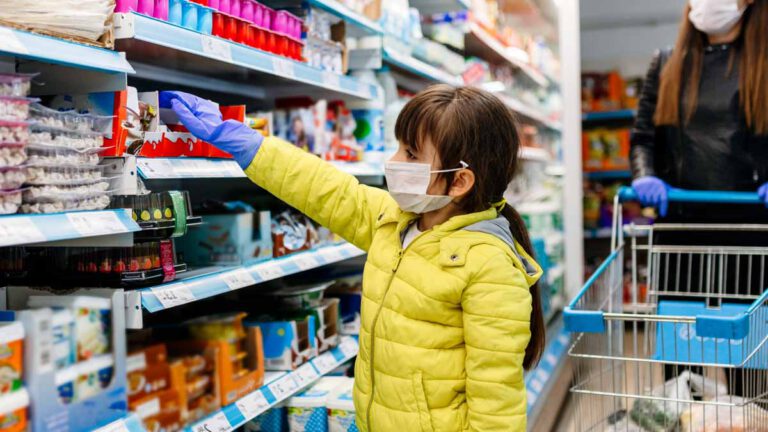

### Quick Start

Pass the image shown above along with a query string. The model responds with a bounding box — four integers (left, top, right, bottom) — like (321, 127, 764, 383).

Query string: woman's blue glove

(759, 183, 768, 207)
(159, 91, 263, 169)
(632, 176, 670, 217)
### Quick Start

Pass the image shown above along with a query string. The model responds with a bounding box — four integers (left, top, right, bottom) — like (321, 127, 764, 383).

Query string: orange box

(0, 389, 28, 432)
(0, 323, 24, 396)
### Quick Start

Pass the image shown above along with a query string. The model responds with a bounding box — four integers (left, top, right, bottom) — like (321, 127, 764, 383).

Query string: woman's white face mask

(689, 0, 747, 35)
(384, 160, 468, 213)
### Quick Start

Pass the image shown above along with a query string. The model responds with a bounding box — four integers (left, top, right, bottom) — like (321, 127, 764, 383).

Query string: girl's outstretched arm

(161, 91, 394, 251)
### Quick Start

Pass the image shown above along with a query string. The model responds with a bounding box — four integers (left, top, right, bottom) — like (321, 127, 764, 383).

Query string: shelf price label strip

(143, 243, 365, 312)
(93, 414, 146, 432)
(0, 209, 141, 248)
(186, 337, 359, 432)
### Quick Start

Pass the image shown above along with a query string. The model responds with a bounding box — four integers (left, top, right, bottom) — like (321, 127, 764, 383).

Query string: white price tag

(338, 338, 358, 358)
(126, 353, 147, 373)
(267, 375, 299, 400)
(0, 28, 29, 54)
(254, 262, 285, 281)
(94, 419, 130, 432)
(529, 378, 543, 393)
(201, 35, 233, 62)
(236, 391, 270, 419)
(322, 71, 341, 89)
(272, 58, 295, 79)
(135, 397, 160, 420)
(138, 158, 176, 179)
(294, 255, 318, 271)
(319, 248, 343, 263)
(191, 411, 231, 432)
(151, 283, 196, 309)
(66, 211, 129, 237)
(0, 217, 46, 247)
(293, 363, 320, 387)
(221, 269, 257, 291)
(313, 353, 337, 374)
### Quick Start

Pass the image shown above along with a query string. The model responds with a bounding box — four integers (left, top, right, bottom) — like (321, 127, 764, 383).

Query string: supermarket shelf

(500, 95, 562, 132)
(465, 23, 548, 88)
(584, 170, 632, 180)
(132, 243, 365, 317)
(0, 25, 134, 74)
(138, 157, 384, 184)
(547, 264, 564, 285)
(526, 316, 571, 426)
(0, 210, 141, 248)
(113, 13, 377, 101)
(408, 0, 470, 15)
(93, 414, 146, 432)
(308, 0, 383, 35)
(383, 42, 463, 86)
(582, 109, 636, 122)
(186, 336, 359, 432)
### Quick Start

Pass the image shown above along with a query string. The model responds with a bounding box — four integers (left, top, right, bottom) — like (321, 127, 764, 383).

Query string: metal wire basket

(564, 187, 768, 432)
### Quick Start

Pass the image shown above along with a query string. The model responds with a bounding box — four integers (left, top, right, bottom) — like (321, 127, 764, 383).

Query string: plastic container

(252, 2, 264, 27)
(235, 18, 250, 44)
(0, 74, 33, 98)
(208, 0, 220, 9)
(181, 1, 199, 30)
(224, 14, 238, 40)
(0, 388, 29, 432)
(75, 355, 114, 401)
(262, 6, 273, 30)
(286, 377, 348, 432)
(28, 295, 112, 362)
(198, 5, 214, 34)
(0, 167, 26, 190)
(230, 0, 241, 18)
(275, 10, 301, 39)
(0, 322, 24, 395)
(137, 0, 155, 16)
(275, 34, 288, 56)
(154, 0, 169, 21)
(0, 121, 29, 144)
(327, 380, 356, 432)
(240, 0, 254, 22)
(115, 0, 138, 13)
(52, 309, 76, 369)
(55, 365, 78, 404)
(212, 10, 225, 36)
(218, 0, 231, 14)
(168, 0, 183, 24)
(0, 189, 22, 215)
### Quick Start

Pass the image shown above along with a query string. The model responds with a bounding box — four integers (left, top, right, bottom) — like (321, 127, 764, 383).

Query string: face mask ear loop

(492, 198, 507, 213)
(430, 160, 470, 174)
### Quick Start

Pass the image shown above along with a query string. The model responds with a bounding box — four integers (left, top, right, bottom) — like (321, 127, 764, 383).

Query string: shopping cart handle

(618, 186, 762, 205)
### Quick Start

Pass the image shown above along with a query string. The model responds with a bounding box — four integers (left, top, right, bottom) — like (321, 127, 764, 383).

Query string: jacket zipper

(365, 226, 430, 430)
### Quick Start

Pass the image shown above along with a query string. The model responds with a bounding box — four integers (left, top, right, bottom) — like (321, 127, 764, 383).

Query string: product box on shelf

(7, 289, 129, 432)
(48, 91, 127, 157)
(246, 315, 316, 371)
(0, 388, 30, 432)
(176, 204, 273, 266)
(0, 321, 24, 395)
(307, 298, 339, 353)
(326, 379, 356, 432)
(245, 405, 287, 432)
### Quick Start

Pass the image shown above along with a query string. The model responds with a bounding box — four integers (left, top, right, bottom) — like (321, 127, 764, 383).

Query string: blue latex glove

(632, 176, 670, 217)
(759, 183, 768, 207)
(159, 91, 263, 168)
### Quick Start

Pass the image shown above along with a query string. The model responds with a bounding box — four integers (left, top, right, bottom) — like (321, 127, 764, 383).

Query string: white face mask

(689, 0, 746, 35)
(384, 160, 469, 213)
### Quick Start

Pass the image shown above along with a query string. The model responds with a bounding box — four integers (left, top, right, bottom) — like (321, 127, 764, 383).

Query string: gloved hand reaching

(758, 183, 768, 207)
(632, 176, 670, 217)
(159, 91, 263, 168)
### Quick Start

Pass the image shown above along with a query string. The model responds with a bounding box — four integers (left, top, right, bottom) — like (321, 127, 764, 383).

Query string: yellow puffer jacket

(245, 138, 542, 431)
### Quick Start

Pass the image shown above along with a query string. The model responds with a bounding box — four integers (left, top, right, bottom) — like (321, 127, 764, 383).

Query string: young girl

(161, 85, 545, 432)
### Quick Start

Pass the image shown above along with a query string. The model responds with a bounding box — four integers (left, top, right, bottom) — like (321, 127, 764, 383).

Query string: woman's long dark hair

(394, 84, 545, 369)
(656, 1, 768, 134)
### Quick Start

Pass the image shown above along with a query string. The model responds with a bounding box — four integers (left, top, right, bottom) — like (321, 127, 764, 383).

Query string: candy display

(582, 128, 630, 171)
(112, 190, 200, 240)
(0, 322, 24, 396)
(582, 72, 641, 112)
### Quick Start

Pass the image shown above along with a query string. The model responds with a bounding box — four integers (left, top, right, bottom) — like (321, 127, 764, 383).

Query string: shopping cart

(564, 187, 768, 432)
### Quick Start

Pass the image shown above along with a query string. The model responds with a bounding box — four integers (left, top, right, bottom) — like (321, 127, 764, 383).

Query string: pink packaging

(240, 0, 254, 22)
(218, 0, 230, 14)
(115, 0, 138, 13)
(252, 2, 263, 27)
(208, 0, 220, 8)
(154, 0, 169, 21)
(262, 6, 273, 30)
(137, 0, 155, 15)
(230, 0, 241, 18)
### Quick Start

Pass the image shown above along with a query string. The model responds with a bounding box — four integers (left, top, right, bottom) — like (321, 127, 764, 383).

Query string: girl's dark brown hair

(655, 1, 768, 134)
(394, 84, 545, 369)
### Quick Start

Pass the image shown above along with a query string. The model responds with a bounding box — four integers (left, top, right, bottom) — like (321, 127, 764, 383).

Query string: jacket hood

(463, 216, 542, 286)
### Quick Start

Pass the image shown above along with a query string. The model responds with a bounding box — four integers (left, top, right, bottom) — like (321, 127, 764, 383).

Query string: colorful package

(287, 377, 350, 432)
(327, 379, 358, 432)
(0, 388, 29, 432)
(0, 322, 23, 395)
(51, 309, 75, 369)
(55, 364, 78, 404)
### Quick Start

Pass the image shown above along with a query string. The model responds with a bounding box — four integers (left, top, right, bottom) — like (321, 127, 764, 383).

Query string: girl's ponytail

(501, 205, 546, 370)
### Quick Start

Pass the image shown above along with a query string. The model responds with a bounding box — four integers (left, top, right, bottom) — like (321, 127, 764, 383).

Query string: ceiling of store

(581, 0, 687, 31)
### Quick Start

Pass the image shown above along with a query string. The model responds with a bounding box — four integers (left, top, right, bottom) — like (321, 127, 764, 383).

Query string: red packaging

(253, 26, 265, 50)
(223, 14, 237, 40)
(275, 34, 287, 56)
(212, 11, 225, 37)
(264, 29, 276, 53)
(235, 18, 249, 44)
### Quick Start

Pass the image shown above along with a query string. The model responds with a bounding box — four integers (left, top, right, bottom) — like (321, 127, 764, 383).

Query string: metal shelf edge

(308, 0, 383, 35)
